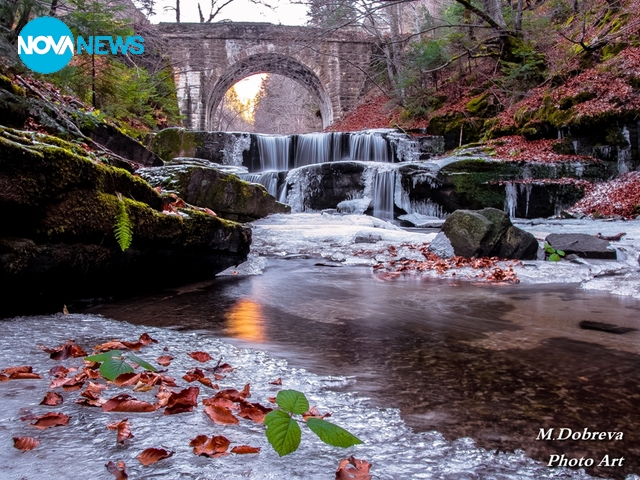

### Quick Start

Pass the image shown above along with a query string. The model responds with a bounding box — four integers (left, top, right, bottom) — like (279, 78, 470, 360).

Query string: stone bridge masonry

(157, 22, 376, 130)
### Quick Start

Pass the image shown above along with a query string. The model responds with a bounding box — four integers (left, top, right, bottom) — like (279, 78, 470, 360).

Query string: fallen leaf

(204, 405, 239, 425)
(189, 435, 230, 457)
(40, 392, 64, 406)
(49, 365, 70, 377)
(183, 367, 206, 383)
(267, 396, 277, 404)
(202, 396, 239, 410)
(269, 378, 282, 385)
(188, 351, 212, 362)
(107, 419, 134, 444)
(156, 355, 173, 367)
(231, 445, 260, 454)
(113, 373, 141, 387)
(39, 340, 87, 360)
(335, 456, 372, 480)
(165, 386, 199, 415)
(137, 447, 174, 466)
(2, 366, 42, 380)
(303, 406, 331, 421)
(26, 412, 70, 430)
(213, 361, 233, 373)
(102, 394, 157, 413)
(105, 460, 128, 480)
(237, 403, 273, 423)
(13, 436, 40, 451)
(50, 372, 87, 391)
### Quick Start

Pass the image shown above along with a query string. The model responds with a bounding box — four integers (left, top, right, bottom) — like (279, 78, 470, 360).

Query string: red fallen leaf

(335, 456, 372, 480)
(77, 381, 108, 406)
(94, 341, 129, 352)
(2, 366, 37, 376)
(204, 405, 239, 425)
(202, 397, 239, 410)
(13, 436, 40, 451)
(138, 333, 157, 345)
(211, 384, 251, 403)
(49, 365, 70, 377)
(189, 435, 230, 457)
(83, 365, 101, 379)
(269, 378, 282, 385)
(231, 445, 260, 454)
(237, 405, 271, 423)
(50, 372, 87, 391)
(137, 447, 174, 466)
(9, 371, 42, 380)
(165, 386, 199, 415)
(156, 355, 173, 367)
(39, 340, 87, 360)
(240, 383, 250, 398)
(102, 394, 157, 413)
(213, 362, 233, 373)
(155, 385, 173, 408)
(26, 412, 70, 429)
(113, 373, 141, 387)
(105, 460, 128, 480)
(158, 374, 178, 387)
(303, 406, 331, 421)
(183, 367, 205, 383)
(214, 373, 226, 380)
(203, 207, 216, 217)
(197, 377, 216, 388)
(107, 419, 134, 444)
(188, 351, 212, 362)
(0, 374, 7, 382)
(267, 396, 277, 404)
(40, 392, 64, 406)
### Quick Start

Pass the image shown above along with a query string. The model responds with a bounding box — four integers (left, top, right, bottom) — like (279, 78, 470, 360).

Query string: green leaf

(556, 249, 566, 257)
(114, 199, 133, 252)
(275, 390, 309, 415)
(100, 357, 134, 381)
(306, 418, 363, 448)
(126, 354, 157, 372)
(84, 350, 122, 362)
(544, 243, 555, 254)
(549, 253, 561, 262)
(264, 410, 301, 456)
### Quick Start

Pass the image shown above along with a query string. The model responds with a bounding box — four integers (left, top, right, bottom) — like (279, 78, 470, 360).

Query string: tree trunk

(515, 0, 524, 31)
(50, 0, 59, 16)
(176, 0, 180, 23)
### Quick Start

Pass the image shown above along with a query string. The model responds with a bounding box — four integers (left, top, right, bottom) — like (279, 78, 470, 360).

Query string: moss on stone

(466, 94, 489, 116)
(151, 127, 201, 161)
(602, 42, 627, 60)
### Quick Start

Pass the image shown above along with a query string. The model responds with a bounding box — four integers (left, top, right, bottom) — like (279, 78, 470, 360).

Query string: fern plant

(114, 194, 133, 252)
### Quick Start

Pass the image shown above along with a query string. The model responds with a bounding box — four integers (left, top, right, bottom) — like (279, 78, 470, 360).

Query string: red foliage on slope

(569, 172, 640, 219)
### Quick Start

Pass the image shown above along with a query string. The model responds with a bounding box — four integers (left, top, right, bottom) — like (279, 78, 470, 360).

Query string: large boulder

(545, 233, 617, 259)
(139, 163, 290, 222)
(441, 208, 538, 259)
(0, 127, 251, 316)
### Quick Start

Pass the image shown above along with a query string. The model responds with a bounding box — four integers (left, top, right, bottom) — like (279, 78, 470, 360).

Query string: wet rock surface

(546, 233, 617, 259)
(441, 208, 539, 259)
(139, 162, 290, 222)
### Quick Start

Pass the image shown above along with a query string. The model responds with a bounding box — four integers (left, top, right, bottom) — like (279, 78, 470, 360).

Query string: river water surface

(81, 258, 640, 479)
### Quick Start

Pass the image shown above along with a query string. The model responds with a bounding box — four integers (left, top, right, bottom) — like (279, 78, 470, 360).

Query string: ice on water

(0, 315, 613, 479)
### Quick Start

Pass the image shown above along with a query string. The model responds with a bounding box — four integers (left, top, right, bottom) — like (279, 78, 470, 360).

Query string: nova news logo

(18, 16, 144, 74)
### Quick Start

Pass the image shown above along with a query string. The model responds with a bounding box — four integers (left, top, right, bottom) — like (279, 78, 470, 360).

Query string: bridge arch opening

(205, 53, 333, 131)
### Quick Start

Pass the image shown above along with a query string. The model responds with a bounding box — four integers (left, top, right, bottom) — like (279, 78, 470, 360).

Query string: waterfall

(617, 126, 632, 174)
(372, 170, 396, 220)
(240, 172, 280, 197)
(257, 135, 291, 171)
(350, 133, 390, 162)
(294, 133, 332, 167)
(505, 182, 518, 218)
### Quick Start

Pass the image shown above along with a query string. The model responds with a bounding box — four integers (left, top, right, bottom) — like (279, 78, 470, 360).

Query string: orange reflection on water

(225, 299, 267, 343)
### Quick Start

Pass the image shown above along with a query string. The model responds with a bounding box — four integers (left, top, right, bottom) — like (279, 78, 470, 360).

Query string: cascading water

(350, 133, 391, 162)
(373, 169, 396, 220)
(240, 172, 281, 197)
(257, 135, 291, 171)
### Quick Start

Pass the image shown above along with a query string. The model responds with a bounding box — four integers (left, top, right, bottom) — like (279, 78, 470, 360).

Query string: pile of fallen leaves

(1, 332, 372, 479)
(569, 171, 640, 219)
(327, 93, 399, 132)
(487, 136, 597, 164)
(362, 244, 520, 284)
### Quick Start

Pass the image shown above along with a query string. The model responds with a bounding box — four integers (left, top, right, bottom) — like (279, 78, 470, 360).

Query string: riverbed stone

(545, 233, 617, 259)
(441, 208, 538, 259)
(427, 231, 455, 259)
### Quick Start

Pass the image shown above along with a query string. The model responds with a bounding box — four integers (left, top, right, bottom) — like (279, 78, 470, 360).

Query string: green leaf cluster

(263, 389, 362, 457)
(85, 349, 156, 381)
(114, 197, 133, 252)
(544, 242, 566, 262)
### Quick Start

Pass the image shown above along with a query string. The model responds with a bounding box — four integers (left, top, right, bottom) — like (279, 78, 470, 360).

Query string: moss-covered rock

(139, 164, 290, 222)
(0, 127, 251, 316)
(441, 208, 538, 259)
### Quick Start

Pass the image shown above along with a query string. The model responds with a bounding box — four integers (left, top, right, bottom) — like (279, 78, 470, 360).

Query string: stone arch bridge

(157, 22, 376, 130)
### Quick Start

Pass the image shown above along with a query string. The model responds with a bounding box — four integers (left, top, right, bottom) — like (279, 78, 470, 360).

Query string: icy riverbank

(224, 213, 640, 299)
